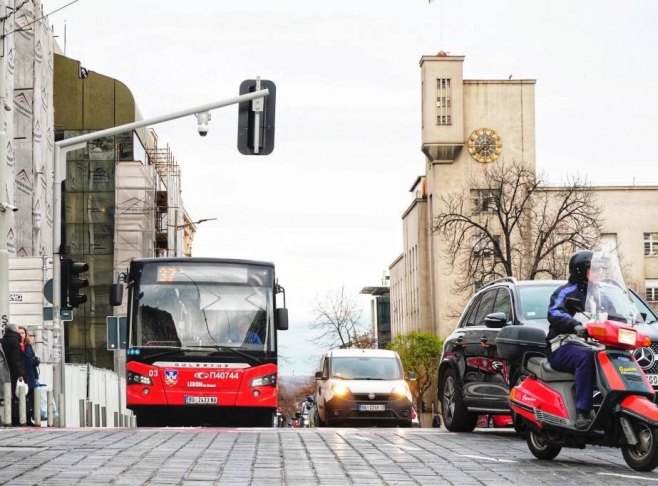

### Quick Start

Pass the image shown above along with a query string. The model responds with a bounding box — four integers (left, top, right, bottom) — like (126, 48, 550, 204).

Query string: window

(644, 233, 658, 256)
(473, 233, 501, 258)
(436, 78, 452, 125)
(471, 189, 500, 213)
(471, 289, 497, 327)
(646, 279, 658, 303)
(492, 289, 513, 322)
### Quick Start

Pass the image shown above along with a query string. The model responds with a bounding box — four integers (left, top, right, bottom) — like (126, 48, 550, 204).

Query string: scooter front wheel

(622, 421, 658, 472)
(527, 429, 561, 460)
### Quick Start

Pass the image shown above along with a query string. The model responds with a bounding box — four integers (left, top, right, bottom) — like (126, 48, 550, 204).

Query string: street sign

(106, 316, 128, 350)
(44, 278, 53, 304)
(43, 307, 72, 321)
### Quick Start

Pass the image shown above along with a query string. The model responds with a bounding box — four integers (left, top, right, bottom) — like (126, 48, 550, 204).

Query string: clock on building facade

(468, 128, 502, 163)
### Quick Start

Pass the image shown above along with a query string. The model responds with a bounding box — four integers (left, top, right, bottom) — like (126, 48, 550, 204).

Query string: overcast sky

(46, 0, 658, 375)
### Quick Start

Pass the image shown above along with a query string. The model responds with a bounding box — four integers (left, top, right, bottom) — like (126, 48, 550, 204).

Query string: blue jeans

(548, 344, 596, 411)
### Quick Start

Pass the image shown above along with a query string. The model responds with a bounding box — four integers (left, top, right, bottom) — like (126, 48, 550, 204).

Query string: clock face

(468, 128, 502, 163)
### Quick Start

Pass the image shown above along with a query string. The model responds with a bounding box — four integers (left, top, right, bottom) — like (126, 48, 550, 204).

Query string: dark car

(628, 291, 658, 389)
(438, 277, 562, 432)
(438, 277, 658, 432)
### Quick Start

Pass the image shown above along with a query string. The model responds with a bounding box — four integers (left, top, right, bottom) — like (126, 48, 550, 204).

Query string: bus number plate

(185, 396, 217, 405)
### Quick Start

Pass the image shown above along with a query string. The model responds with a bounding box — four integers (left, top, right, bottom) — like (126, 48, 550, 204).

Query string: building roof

(360, 286, 390, 296)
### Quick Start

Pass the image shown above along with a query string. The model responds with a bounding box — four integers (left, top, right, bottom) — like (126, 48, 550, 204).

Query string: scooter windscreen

(585, 245, 642, 324)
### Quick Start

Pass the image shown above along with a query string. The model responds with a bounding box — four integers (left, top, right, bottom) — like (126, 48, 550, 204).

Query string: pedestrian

(1, 323, 26, 425)
(18, 326, 40, 423)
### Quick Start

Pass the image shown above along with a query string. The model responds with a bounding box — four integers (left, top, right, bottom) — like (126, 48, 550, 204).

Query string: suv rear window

(330, 357, 403, 380)
(518, 284, 561, 321)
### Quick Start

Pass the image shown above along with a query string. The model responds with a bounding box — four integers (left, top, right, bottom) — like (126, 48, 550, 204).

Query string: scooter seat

(527, 356, 575, 382)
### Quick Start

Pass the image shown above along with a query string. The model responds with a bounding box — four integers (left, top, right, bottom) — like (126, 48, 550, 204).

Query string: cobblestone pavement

(0, 427, 657, 485)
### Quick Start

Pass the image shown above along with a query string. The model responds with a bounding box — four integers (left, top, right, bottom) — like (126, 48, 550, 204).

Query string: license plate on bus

(185, 396, 217, 405)
(647, 375, 658, 386)
(359, 404, 385, 412)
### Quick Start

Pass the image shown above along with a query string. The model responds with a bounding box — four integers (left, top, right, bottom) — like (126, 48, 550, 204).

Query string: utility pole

(0, 0, 10, 332)
(51, 88, 269, 425)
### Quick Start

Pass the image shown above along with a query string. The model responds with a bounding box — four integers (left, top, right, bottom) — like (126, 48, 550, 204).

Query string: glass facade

(56, 130, 133, 369)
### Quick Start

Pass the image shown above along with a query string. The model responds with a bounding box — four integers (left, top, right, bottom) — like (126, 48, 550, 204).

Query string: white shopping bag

(15, 380, 28, 397)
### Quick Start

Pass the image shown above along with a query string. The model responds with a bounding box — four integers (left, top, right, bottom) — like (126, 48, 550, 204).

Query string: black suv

(438, 277, 658, 432)
(438, 278, 562, 432)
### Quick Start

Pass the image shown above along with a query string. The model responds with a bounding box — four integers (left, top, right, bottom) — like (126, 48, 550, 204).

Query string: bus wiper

(187, 345, 263, 365)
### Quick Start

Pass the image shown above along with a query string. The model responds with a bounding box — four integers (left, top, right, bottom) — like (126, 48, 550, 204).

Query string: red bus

(110, 258, 288, 426)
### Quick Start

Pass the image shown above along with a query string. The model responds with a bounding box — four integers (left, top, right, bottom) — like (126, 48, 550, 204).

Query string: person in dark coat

(546, 250, 613, 430)
(18, 326, 39, 422)
(1, 323, 26, 425)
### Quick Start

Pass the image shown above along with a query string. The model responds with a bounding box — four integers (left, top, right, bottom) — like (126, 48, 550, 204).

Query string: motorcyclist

(546, 249, 611, 430)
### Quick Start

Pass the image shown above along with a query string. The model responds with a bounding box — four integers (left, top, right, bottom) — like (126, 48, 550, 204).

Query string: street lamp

(170, 217, 218, 256)
(51, 89, 269, 426)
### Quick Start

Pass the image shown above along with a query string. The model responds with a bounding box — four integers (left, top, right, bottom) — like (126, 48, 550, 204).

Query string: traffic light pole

(52, 87, 269, 426)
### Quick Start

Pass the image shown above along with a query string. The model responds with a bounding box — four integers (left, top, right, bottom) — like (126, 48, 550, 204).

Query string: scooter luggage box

(496, 326, 547, 360)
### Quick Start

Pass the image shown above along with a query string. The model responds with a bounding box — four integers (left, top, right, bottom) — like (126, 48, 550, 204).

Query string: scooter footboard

(620, 396, 658, 425)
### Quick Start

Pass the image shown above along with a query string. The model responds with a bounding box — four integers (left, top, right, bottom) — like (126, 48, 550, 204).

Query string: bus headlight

(250, 373, 277, 387)
(128, 371, 152, 386)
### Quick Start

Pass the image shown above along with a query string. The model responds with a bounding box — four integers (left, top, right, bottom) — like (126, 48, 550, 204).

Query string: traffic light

(237, 79, 276, 155)
(60, 257, 89, 309)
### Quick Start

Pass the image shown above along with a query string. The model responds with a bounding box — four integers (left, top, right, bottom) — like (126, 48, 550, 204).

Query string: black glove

(573, 325, 587, 337)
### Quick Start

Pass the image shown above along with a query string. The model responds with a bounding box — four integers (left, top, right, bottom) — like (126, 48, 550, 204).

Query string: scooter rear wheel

(622, 421, 658, 472)
(527, 429, 561, 460)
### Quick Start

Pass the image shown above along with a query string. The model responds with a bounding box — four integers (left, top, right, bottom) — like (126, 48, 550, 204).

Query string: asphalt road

(0, 426, 657, 485)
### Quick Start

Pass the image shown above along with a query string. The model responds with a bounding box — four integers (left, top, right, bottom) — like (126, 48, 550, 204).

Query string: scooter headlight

(618, 328, 637, 345)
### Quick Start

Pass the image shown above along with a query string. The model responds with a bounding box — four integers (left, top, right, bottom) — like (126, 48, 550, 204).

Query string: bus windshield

(132, 262, 274, 352)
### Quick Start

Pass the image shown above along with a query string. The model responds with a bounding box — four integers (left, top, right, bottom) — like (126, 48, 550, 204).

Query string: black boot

(574, 409, 592, 430)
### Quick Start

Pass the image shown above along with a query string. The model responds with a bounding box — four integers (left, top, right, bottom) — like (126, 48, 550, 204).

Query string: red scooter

(499, 248, 658, 471)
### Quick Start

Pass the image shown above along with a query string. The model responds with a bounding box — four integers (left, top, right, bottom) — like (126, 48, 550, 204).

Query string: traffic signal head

(61, 257, 89, 309)
(237, 79, 276, 155)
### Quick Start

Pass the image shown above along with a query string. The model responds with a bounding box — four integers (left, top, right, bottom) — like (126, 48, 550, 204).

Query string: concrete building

(390, 53, 658, 340)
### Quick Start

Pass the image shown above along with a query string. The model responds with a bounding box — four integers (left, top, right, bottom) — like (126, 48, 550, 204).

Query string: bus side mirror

(276, 308, 289, 330)
(110, 283, 124, 306)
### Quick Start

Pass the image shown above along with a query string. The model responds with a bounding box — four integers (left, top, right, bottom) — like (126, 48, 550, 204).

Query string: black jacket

(1, 325, 26, 396)
(546, 279, 587, 342)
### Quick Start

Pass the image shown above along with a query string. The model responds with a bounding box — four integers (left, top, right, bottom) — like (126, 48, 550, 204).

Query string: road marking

(599, 472, 658, 482)
(458, 454, 517, 463)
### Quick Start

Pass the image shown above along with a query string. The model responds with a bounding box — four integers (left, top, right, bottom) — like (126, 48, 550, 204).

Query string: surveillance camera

(0, 203, 17, 212)
(197, 111, 211, 137)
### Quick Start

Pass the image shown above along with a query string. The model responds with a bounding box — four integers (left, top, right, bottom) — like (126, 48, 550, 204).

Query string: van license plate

(647, 374, 658, 386)
(185, 396, 217, 405)
(359, 404, 385, 412)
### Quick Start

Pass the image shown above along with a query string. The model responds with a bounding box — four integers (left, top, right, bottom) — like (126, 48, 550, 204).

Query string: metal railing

(0, 363, 135, 428)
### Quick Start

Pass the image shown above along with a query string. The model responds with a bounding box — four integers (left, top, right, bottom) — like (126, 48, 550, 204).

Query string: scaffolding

(145, 144, 182, 257)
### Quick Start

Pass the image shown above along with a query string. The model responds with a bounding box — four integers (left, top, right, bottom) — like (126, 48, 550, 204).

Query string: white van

(314, 348, 415, 427)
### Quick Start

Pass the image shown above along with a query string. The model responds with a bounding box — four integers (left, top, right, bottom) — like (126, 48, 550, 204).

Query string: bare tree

(432, 162, 601, 292)
(310, 286, 366, 349)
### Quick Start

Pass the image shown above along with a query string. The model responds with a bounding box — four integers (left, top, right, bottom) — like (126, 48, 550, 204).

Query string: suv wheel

(440, 368, 477, 432)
